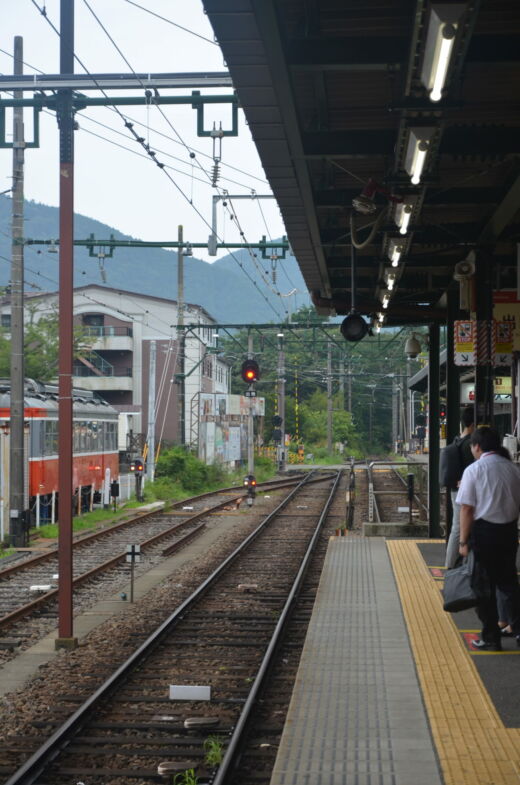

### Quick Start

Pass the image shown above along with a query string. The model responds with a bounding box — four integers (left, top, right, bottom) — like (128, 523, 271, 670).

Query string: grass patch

(29, 454, 278, 539)
(32, 507, 130, 540)
(0, 547, 16, 559)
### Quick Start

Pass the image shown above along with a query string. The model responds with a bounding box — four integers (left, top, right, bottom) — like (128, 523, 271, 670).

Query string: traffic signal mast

(243, 473, 257, 507)
(130, 457, 145, 502)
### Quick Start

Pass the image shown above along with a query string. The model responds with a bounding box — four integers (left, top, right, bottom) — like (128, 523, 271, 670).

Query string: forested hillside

(0, 196, 310, 323)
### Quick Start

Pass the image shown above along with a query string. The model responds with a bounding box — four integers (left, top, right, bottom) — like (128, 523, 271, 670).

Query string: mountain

(0, 196, 310, 323)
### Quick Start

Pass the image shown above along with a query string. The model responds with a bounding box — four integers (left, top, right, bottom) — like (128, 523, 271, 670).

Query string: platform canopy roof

(202, 0, 520, 327)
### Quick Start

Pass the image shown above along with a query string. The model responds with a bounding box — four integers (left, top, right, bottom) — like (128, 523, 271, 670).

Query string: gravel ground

(0, 492, 283, 755)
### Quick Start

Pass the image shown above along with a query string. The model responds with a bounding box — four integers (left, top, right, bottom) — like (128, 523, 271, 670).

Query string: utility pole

(277, 332, 286, 472)
(9, 36, 26, 548)
(57, 0, 76, 648)
(177, 225, 185, 445)
(347, 359, 352, 412)
(147, 340, 156, 482)
(339, 354, 345, 401)
(327, 341, 333, 453)
(247, 334, 254, 474)
(391, 375, 398, 449)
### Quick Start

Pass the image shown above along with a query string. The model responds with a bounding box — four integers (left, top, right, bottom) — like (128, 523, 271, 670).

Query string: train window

(44, 420, 58, 455)
(106, 421, 117, 450)
(90, 421, 99, 451)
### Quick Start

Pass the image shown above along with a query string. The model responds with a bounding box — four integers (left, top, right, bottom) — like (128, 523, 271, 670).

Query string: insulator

(211, 161, 220, 187)
(99, 259, 107, 283)
(272, 269, 277, 283)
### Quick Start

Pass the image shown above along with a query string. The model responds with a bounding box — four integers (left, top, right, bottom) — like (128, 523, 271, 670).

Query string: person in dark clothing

(457, 426, 520, 651)
(444, 406, 475, 568)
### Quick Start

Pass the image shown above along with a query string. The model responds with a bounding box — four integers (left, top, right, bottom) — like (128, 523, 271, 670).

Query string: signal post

(241, 340, 260, 501)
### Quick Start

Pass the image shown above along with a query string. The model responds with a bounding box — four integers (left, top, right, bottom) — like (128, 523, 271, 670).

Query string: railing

(82, 326, 133, 337)
(73, 365, 132, 378)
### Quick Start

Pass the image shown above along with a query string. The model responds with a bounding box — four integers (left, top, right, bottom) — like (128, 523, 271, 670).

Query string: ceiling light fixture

(421, 4, 465, 102)
(404, 127, 435, 185)
(394, 197, 417, 235)
(385, 270, 396, 291)
(381, 293, 390, 309)
(388, 239, 404, 267)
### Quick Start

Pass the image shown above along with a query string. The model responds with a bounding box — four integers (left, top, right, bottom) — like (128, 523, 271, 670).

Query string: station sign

(454, 320, 476, 365)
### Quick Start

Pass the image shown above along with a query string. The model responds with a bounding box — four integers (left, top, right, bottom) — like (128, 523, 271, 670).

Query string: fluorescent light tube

(404, 127, 435, 185)
(388, 239, 404, 267)
(421, 4, 465, 102)
(395, 198, 417, 235)
(430, 26, 456, 101)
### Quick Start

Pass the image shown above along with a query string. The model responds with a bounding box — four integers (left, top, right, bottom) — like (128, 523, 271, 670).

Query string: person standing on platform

(442, 406, 475, 568)
(457, 426, 520, 651)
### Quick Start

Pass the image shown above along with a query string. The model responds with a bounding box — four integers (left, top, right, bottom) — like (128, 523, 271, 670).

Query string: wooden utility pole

(9, 36, 26, 547)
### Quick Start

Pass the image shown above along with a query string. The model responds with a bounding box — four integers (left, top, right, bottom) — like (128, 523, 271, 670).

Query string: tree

(0, 308, 92, 382)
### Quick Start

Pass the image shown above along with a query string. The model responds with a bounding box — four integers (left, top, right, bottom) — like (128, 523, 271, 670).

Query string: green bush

(155, 446, 226, 492)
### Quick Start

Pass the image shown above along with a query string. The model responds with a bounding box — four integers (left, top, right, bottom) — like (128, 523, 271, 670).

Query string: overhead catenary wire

(122, 0, 219, 47)
(28, 0, 285, 321)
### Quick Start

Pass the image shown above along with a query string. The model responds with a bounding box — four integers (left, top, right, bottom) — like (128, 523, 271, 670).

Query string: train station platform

(269, 537, 520, 785)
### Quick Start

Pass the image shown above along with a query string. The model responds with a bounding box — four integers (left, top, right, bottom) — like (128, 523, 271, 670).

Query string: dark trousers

(471, 519, 520, 642)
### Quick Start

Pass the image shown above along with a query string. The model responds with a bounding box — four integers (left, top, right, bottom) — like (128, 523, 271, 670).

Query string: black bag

(440, 437, 463, 488)
(442, 551, 478, 612)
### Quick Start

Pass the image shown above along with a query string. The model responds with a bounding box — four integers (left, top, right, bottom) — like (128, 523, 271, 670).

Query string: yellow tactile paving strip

(387, 540, 520, 785)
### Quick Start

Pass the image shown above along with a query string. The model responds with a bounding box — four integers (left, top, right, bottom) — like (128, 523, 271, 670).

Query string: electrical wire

(122, 0, 219, 47)
(29, 0, 285, 321)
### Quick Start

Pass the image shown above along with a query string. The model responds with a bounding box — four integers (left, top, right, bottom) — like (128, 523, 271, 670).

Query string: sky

(0, 0, 287, 263)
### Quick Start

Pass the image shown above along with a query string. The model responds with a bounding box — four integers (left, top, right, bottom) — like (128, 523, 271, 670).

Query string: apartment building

(0, 285, 230, 455)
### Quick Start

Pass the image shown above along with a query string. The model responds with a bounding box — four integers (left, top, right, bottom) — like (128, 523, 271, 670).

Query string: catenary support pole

(147, 340, 156, 482)
(9, 36, 26, 548)
(277, 333, 286, 472)
(177, 226, 185, 445)
(56, 0, 76, 648)
(247, 334, 254, 475)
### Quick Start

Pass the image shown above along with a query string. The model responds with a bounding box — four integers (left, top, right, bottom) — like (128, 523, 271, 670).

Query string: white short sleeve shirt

(456, 452, 520, 523)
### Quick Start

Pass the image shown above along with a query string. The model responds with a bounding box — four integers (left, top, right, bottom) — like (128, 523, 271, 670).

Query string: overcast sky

(0, 0, 287, 263)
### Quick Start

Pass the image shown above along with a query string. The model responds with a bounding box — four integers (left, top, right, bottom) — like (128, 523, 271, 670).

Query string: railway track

(0, 475, 324, 661)
(1, 471, 342, 785)
(368, 461, 428, 524)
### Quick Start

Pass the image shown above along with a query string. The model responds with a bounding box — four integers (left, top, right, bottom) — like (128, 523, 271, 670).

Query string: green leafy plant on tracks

(173, 769, 198, 785)
(203, 735, 225, 767)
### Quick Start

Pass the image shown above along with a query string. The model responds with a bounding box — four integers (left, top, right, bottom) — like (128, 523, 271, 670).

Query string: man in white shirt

(457, 426, 520, 651)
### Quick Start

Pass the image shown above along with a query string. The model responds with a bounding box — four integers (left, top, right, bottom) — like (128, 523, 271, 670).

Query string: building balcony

(83, 326, 134, 352)
(71, 373, 134, 392)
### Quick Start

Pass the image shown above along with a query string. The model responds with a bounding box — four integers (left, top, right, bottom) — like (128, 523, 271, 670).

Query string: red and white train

(0, 379, 119, 533)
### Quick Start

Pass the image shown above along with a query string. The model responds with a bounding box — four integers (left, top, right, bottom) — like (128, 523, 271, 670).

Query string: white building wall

(1, 287, 223, 452)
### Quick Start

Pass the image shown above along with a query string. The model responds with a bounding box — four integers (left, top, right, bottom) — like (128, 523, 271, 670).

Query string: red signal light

(241, 359, 260, 383)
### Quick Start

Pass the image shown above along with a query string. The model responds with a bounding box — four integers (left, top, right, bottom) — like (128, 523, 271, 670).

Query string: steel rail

(4, 471, 329, 785)
(0, 474, 309, 579)
(0, 474, 332, 630)
(368, 461, 428, 522)
(212, 470, 342, 785)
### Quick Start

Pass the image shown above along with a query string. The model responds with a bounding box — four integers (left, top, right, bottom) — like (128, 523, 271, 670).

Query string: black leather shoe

(471, 639, 502, 652)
